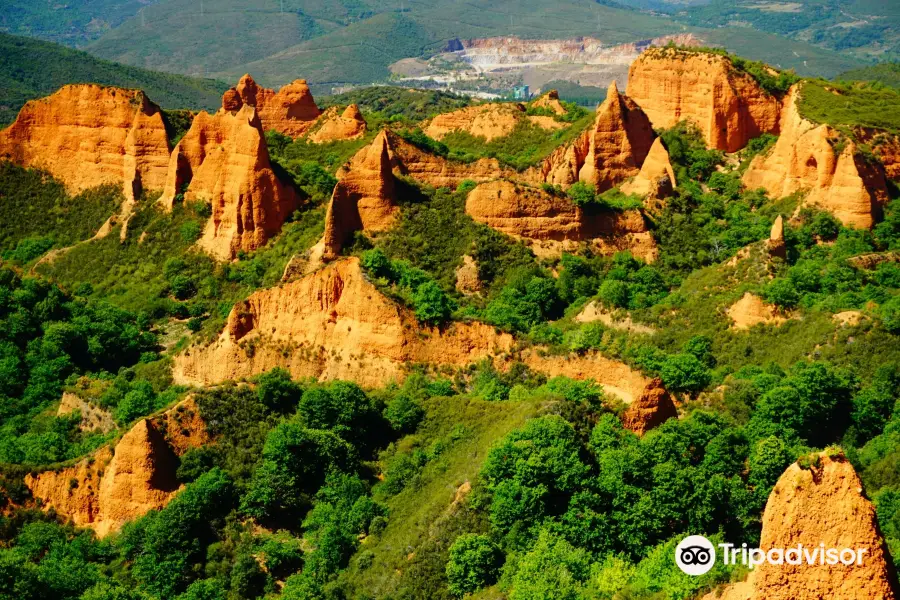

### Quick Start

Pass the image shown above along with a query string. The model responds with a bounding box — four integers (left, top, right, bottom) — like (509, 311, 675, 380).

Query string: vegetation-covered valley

(0, 40, 899, 600)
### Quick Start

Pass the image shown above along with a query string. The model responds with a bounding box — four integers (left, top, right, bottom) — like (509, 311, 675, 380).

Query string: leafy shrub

(446, 534, 503, 597)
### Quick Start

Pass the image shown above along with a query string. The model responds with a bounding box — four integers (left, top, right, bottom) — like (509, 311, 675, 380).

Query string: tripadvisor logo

(674, 535, 870, 576)
(675, 535, 716, 576)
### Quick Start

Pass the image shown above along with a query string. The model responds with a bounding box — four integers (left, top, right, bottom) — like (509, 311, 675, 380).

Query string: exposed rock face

(530, 82, 653, 192)
(465, 180, 657, 261)
(767, 214, 787, 259)
(621, 378, 678, 435)
(743, 85, 889, 229)
(626, 48, 781, 152)
(520, 350, 654, 405)
(705, 452, 898, 600)
(578, 81, 655, 192)
(387, 130, 508, 188)
(847, 252, 900, 270)
(535, 136, 590, 187)
(160, 106, 300, 260)
(424, 103, 527, 141)
(221, 74, 321, 137)
(574, 301, 656, 334)
(58, 393, 116, 434)
(93, 419, 180, 537)
(532, 90, 567, 115)
(620, 136, 676, 201)
(322, 130, 397, 260)
(308, 104, 367, 143)
(727, 292, 786, 330)
(25, 400, 206, 537)
(317, 130, 513, 260)
(455, 255, 482, 295)
(0, 84, 170, 200)
(24, 447, 112, 531)
(173, 258, 516, 388)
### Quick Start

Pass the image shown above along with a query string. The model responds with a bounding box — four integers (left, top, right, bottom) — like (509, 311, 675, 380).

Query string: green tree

(509, 530, 591, 600)
(255, 368, 303, 413)
(412, 280, 453, 325)
(660, 353, 711, 393)
(446, 534, 503, 597)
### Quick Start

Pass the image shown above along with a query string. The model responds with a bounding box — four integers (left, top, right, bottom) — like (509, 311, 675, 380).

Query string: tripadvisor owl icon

(675, 535, 716, 576)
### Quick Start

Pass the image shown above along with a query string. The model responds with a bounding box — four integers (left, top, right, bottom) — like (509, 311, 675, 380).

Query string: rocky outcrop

(520, 350, 654, 405)
(159, 106, 300, 260)
(621, 378, 677, 435)
(308, 105, 367, 143)
(530, 82, 654, 192)
(423, 101, 565, 142)
(620, 136, 676, 201)
(424, 103, 527, 141)
(387, 130, 509, 188)
(455, 255, 482, 295)
(322, 130, 397, 260)
(574, 301, 656, 334)
(58, 393, 116, 434)
(743, 85, 889, 229)
(727, 292, 786, 330)
(465, 180, 657, 261)
(24, 400, 205, 537)
(578, 81, 655, 192)
(767, 215, 787, 259)
(316, 130, 515, 260)
(531, 90, 567, 115)
(0, 84, 170, 201)
(173, 257, 516, 388)
(92, 419, 180, 537)
(626, 48, 781, 152)
(705, 452, 898, 600)
(221, 74, 321, 137)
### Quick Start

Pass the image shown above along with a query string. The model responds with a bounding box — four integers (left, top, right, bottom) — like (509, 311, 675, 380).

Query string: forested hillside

(0, 33, 228, 124)
(0, 44, 898, 600)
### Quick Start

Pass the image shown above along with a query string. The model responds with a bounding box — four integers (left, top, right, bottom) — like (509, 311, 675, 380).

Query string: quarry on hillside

(389, 33, 701, 97)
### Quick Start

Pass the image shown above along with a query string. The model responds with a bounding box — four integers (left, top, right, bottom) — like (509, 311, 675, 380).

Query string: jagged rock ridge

(743, 84, 889, 229)
(159, 105, 300, 260)
(222, 74, 321, 137)
(465, 179, 657, 261)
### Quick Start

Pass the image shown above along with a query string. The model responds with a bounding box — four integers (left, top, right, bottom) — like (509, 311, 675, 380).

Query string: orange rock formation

(159, 106, 300, 260)
(626, 48, 781, 152)
(620, 136, 676, 201)
(578, 81, 655, 191)
(424, 103, 527, 141)
(222, 74, 321, 137)
(621, 378, 678, 435)
(465, 180, 657, 261)
(767, 214, 787, 259)
(24, 400, 205, 537)
(58, 393, 116, 434)
(308, 104, 367, 143)
(743, 85, 889, 229)
(705, 452, 898, 600)
(455, 255, 482, 295)
(322, 130, 397, 260)
(727, 292, 786, 330)
(316, 130, 514, 261)
(531, 82, 654, 192)
(387, 130, 509, 188)
(0, 84, 171, 201)
(520, 350, 654, 405)
(532, 90, 567, 115)
(173, 257, 516, 388)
